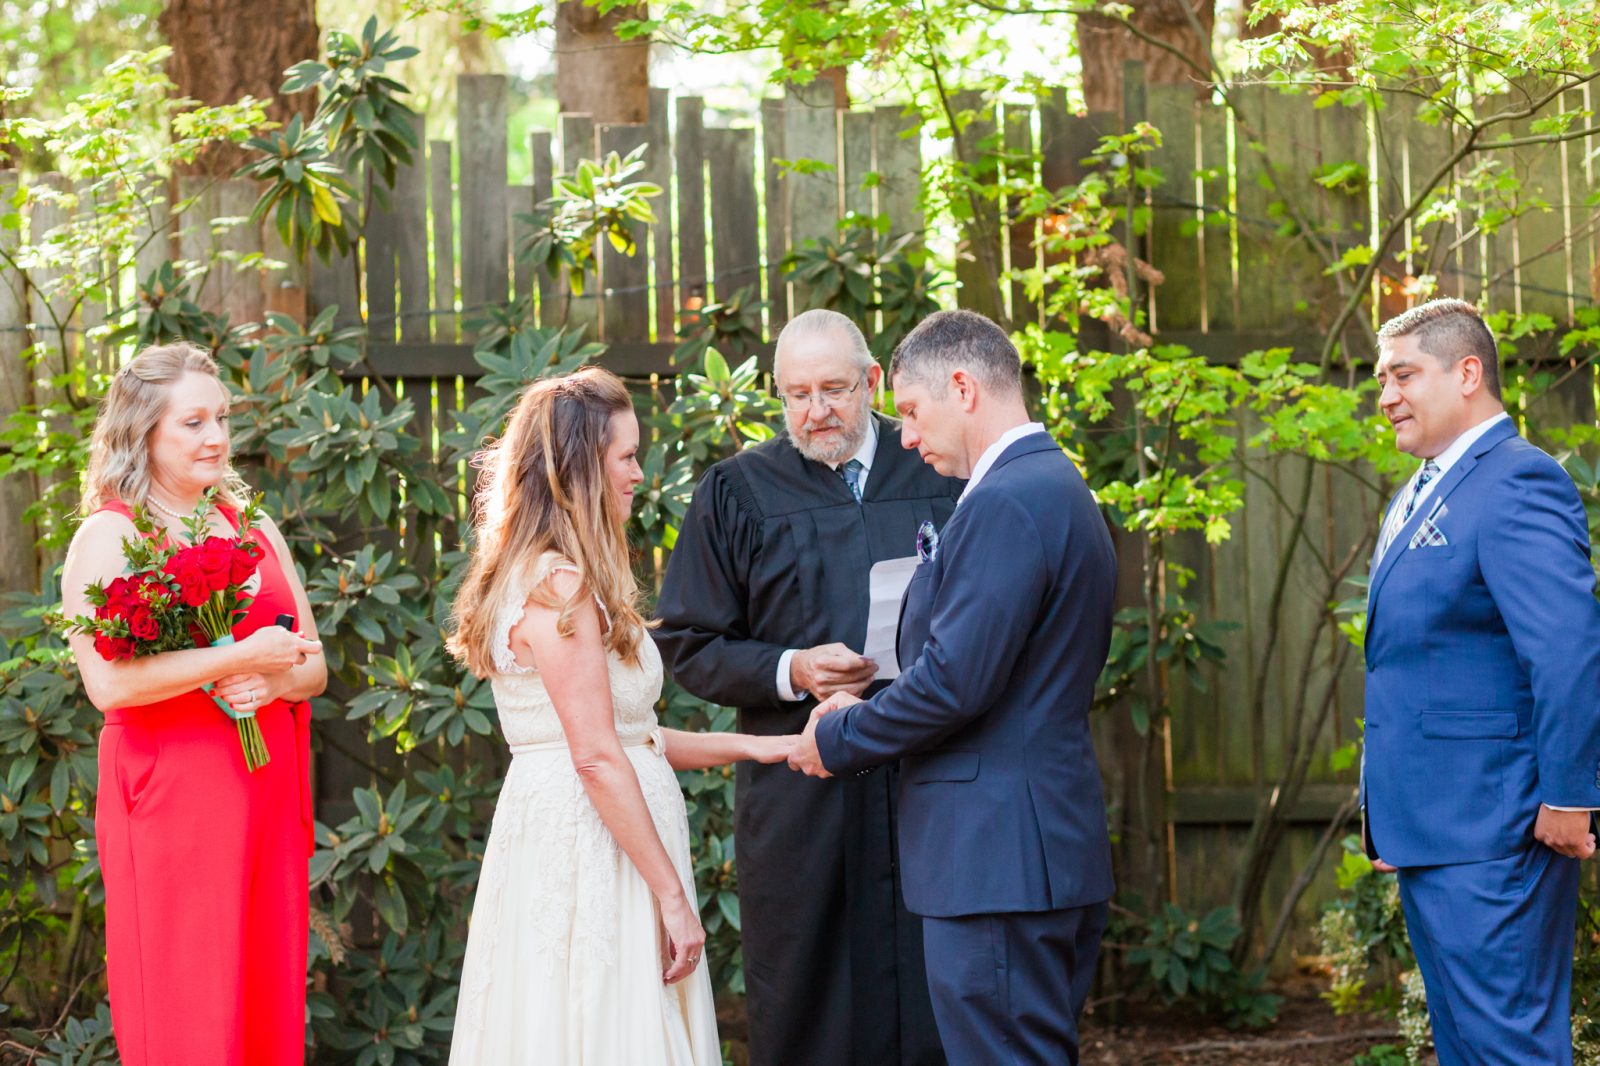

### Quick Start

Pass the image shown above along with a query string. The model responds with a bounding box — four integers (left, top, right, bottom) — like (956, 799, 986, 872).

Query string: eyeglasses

(777, 374, 868, 412)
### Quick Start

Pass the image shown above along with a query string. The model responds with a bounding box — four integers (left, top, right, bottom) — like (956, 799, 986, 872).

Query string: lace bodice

(487, 554, 663, 748)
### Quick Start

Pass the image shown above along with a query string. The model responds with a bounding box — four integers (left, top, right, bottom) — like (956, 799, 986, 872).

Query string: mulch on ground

(1081, 979, 1417, 1065)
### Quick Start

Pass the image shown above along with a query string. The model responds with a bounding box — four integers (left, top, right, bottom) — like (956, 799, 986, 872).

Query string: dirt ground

(720, 978, 1420, 1065)
(1079, 978, 1415, 1066)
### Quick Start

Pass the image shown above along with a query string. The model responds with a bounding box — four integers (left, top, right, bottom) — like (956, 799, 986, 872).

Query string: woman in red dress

(60, 342, 326, 1066)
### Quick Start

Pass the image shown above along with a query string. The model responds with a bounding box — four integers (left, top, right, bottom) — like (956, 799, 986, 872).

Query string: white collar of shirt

(827, 417, 879, 477)
(959, 422, 1047, 504)
(1402, 411, 1510, 511)
(1424, 410, 1510, 481)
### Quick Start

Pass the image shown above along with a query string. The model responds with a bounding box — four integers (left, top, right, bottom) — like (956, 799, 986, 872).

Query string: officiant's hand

(791, 643, 877, 699)
(1535, 805, 1598, 860)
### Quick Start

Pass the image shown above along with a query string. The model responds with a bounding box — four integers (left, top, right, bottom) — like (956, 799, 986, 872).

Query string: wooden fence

(3, 66, 1597, 956)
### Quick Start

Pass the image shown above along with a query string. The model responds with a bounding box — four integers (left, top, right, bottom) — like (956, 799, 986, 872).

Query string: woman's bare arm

(517, 570, 704, 983)
(62, 511, 320, 712)
(660, 728, 796, 771)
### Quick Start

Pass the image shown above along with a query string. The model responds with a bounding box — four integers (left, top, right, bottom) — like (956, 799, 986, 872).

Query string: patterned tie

(840, 458, 865, 504)
(1378, 458, 1441, 563)
(1402, 459, 1440, 521)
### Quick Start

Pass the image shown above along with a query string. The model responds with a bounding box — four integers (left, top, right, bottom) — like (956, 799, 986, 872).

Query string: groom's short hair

(890, 310, 1023, 398)
(1377, 298, 1501, 400)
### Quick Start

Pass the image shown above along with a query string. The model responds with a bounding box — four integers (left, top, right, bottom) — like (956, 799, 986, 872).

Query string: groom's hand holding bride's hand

(787, 693, 862, 778)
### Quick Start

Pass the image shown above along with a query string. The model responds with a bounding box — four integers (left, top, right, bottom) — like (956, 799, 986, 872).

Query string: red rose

(229, 541, 264, 585)
(127, 607, 159, 641)
(198, 537, 236, 592)
(162, 549, 212, 605)
(93, 632, 136, 661)
(102, 575, 140, 616)
(140, 574, 173, 606)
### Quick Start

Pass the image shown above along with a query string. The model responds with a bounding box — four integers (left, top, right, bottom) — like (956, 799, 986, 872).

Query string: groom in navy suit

(1362, 299, 1600, 1064)
(789, 310, 1117, 1064)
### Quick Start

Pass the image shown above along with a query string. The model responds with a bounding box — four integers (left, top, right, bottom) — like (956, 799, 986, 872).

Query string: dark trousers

(1399, 843, 1579, 1066)
(921, 902, 1108, 1066)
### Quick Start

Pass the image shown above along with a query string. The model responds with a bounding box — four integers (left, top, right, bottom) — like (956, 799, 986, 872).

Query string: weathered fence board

(396, 115, 431, 344)
(599, 122, 651, 343)
(707, 127, 761, 310)
(458, 75, 509, 339)
(429, 139, 457, 342)
(675, 97, 708, 314)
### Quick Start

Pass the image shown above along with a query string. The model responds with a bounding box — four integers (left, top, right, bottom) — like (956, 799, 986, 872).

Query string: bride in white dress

(445, 368, 795, 1065)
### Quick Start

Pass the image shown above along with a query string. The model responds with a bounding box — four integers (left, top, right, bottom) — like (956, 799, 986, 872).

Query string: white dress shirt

(776, 423, 881, 702)
(959, 421, 1049, 505)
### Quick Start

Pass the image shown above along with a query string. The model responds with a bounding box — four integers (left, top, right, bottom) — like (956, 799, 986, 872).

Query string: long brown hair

(82, 342, 247, 514)
(447, 366, 649, 677)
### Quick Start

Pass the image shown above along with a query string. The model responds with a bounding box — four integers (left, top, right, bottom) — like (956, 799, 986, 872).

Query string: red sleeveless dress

(93, 500, 312, 1066)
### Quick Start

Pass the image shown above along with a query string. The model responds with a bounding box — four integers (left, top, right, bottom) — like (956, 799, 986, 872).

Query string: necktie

(1402, 459, 1440, 521)
(1377, 458, 1440, 563)
(840, 458, 864, 503)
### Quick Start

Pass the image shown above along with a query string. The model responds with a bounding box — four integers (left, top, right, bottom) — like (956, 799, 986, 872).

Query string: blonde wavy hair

(82, 342, 247, 514)
(447, 366, 650, 677)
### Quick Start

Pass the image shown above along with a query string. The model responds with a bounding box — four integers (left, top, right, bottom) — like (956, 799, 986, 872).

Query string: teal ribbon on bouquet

(202, 635, 271, 771)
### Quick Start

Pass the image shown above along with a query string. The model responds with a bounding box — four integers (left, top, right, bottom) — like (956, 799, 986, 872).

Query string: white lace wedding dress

(448, 555, 720, 1066)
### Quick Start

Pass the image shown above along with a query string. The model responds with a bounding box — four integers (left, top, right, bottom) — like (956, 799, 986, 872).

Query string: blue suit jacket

(1362, 418, 1600, 867)
(815, 433, 1117, 918)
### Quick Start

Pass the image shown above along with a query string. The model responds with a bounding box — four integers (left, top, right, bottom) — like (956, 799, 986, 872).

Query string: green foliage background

(6, 2, 1600, 1060)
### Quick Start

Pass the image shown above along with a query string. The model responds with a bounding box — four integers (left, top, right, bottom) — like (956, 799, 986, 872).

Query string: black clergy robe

(654, 413, 959, 1066)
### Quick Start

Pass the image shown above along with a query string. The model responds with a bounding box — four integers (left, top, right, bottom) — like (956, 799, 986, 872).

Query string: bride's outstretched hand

(660, 895, 706, 984)
(748, 734, 799, 764)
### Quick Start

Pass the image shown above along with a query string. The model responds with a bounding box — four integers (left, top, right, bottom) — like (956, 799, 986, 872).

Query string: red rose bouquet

(68, 494, 273, 771)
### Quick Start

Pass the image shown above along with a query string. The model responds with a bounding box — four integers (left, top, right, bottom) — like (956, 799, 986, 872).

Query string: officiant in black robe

(655, 311, 959, 1066)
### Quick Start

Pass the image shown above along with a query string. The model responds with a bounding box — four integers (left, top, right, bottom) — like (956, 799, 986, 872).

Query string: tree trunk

(1076, 0, 1215, 115)
(1241, 0, 1349, 81)
(555, 1, 650, 125)
(161, 0, 319, 177)
(162, 0, 318, 324)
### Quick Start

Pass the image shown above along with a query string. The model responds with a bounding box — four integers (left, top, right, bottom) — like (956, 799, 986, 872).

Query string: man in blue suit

(789, 309, 1117, 1064)
(1362, 298, 1600, 1064)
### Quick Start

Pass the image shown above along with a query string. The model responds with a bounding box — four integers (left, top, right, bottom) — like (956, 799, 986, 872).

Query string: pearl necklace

(147, 495, 204, 524)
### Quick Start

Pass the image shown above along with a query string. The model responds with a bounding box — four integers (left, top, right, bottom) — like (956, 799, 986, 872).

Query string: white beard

(789, 407, 870, 466)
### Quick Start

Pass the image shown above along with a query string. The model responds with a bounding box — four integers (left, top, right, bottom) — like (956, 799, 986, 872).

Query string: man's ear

(866, 363, 883, 393)
(950, 369, 979, 412)
(1458, 354, 1484, 397)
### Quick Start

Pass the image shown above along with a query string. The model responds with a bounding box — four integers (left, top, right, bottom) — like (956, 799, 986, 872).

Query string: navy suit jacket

(815, 432, 1117, 918)
(1362, 418, 1600, 867)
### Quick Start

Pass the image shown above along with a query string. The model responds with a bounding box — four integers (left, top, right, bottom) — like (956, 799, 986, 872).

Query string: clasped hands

(782, 642, 875, 779)
(786, 691, 861, 779)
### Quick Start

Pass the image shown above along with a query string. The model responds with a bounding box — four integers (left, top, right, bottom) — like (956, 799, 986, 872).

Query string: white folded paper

(865, 556, 920, 680)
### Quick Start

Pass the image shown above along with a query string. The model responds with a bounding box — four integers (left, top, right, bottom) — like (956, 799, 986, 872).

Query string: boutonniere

(916, 520, 941, 563)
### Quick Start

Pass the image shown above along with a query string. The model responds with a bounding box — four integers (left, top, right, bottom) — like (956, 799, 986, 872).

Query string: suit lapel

(1367, 419, 1517, 619)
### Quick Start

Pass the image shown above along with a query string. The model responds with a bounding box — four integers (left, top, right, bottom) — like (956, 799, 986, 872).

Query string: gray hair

(1377, 298, 1501, 400)
(889, 309, 1022, 397)
(772, 309, 874, 381)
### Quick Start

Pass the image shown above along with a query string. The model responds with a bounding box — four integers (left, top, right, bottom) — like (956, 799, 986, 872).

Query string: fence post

(0, 169, 39, 595)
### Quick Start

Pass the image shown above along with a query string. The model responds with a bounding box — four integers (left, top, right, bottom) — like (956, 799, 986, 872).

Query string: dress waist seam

(508, 727, 665, 759)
